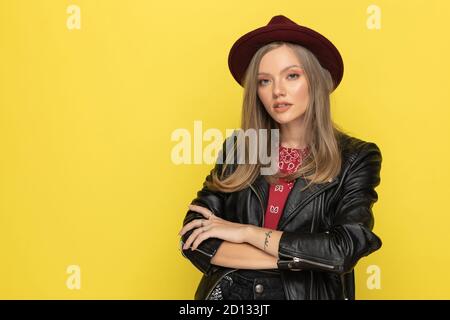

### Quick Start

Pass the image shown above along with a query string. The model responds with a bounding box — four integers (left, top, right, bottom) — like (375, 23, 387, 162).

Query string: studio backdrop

(1, 0, 449, 299)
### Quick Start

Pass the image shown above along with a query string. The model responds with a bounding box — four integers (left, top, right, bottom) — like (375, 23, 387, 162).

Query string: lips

(273, 103, 292, 113)
(274, 103, 292, 108)
(273, 102, 293, 108)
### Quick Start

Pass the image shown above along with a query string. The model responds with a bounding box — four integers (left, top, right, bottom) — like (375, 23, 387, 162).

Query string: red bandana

(263, 145, 309, 230)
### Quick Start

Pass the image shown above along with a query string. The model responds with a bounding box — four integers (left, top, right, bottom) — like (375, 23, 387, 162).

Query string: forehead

(258, 45, 302, 73)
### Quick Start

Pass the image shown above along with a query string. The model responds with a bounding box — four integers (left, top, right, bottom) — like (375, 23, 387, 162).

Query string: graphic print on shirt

(269, 205, 279, 214)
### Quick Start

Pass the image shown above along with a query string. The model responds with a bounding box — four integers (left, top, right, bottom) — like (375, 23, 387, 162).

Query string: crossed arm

(180, 141, 383, 275)
(178, 204, 283, 269)
(210, 242, 277, 269)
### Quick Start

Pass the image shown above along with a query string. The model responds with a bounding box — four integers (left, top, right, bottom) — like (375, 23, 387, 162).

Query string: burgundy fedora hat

(228, 15, 344, 91)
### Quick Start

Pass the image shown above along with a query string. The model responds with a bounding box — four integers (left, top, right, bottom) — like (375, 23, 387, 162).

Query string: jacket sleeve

(277, 141, 383, 274)
(179, 136, 236, 276)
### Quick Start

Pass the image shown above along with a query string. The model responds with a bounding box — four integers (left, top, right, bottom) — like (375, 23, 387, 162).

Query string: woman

(178, 15, 382, 300)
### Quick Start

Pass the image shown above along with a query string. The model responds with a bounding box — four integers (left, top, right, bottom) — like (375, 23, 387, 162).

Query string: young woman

(178, 15, 382, 300)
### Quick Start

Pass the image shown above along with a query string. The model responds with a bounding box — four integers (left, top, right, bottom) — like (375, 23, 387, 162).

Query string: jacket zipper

(278, 252, 336, 270)
(180, 240, 213, 258)
(194, 247, 213, 258)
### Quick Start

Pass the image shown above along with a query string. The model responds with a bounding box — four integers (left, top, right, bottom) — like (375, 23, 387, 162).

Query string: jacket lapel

(251, 174, 339, 230)
(277, 177, 338, 230)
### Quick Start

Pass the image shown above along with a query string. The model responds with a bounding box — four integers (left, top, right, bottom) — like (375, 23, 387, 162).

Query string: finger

(188, 204, 214, 219)
(184, 224, 213, 250)
(179, 219, 203, 236)
(191, 231, 212, 251)
(179, 219, 211, 236)
(179, 220, 199, 236)
(183, 226, 207, 250)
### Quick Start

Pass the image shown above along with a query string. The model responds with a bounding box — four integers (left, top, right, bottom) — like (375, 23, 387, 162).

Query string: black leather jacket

(180, 132, 382, 300)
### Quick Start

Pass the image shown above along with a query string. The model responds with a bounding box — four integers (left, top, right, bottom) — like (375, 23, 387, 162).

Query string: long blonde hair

(205, 41, 346, 193)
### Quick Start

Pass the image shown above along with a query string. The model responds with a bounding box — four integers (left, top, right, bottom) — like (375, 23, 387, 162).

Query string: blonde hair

(205, 41, 347, 193)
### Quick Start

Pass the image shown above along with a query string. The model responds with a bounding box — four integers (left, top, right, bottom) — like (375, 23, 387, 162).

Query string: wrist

(244, 224, 257, 244)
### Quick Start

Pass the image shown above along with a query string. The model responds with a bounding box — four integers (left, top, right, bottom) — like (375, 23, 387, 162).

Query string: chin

(272, 117, 292, 125)
(271, 112, 305, 125)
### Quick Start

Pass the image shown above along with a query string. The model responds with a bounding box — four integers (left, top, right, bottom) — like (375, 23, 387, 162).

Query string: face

(257, 45, 309, 125)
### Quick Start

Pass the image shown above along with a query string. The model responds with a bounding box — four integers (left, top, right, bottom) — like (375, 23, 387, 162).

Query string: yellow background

(1, 0, 449, 299)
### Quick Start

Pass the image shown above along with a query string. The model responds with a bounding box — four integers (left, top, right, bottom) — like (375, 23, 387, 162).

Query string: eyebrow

(257, 64, 303, 76)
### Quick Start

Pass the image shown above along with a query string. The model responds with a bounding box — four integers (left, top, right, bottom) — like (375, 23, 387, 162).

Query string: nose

(272, 79, 286, 97)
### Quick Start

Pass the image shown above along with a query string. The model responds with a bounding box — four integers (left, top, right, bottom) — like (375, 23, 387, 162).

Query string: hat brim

(228, 25, 344, 90)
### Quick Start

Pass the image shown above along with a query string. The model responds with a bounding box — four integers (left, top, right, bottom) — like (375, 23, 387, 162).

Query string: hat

(228, 15, 344, 91)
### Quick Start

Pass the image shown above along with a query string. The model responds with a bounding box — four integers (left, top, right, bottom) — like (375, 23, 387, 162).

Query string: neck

(279, 117, 307, 149)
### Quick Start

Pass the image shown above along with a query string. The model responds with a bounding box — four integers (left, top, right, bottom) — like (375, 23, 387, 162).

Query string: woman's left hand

(179, 204, 249, 251)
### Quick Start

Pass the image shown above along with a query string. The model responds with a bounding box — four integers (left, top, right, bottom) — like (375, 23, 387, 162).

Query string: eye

(258, 73, 300, 86)
(288, 73, 300, 79)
